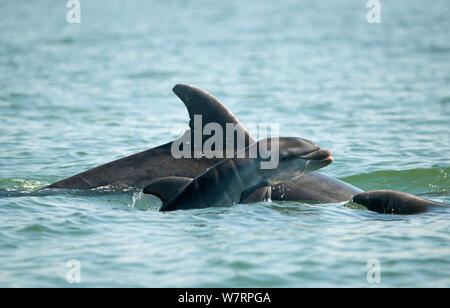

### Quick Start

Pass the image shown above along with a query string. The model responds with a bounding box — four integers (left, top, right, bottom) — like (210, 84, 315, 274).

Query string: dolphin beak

(301, 149, 333, 161)
(303, 149, 334, 172)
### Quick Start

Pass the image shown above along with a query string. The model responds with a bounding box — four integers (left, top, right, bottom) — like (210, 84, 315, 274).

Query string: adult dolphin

(43, 84, 253, 190)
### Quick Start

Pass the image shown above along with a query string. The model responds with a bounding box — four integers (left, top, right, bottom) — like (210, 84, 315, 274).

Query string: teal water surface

(0, 0, 449, 287)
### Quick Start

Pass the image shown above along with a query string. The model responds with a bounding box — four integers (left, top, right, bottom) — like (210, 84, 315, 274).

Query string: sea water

(0, 0, 449, 287)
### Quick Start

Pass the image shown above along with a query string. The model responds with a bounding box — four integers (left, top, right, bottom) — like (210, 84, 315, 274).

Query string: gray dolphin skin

(43, 84, 253, 190)
(43, 84, 352, 199)
(352, 190, 444, 214)
(143, 176, 193, 205)
(45, 84, 445, 214)
(271, 172, 363, 203)
(147, 138, 333, 211)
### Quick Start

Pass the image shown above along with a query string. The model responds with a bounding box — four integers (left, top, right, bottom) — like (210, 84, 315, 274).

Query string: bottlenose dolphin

(44, 84, 253, 190)
(144, 137, 333, 211)
(45, 84, 445, 214)
(43, 84, 351, 199)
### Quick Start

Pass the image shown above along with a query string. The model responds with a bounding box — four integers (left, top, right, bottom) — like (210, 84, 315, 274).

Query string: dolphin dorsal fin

(143, 176, 193, 206)
(44, 85, 256, 190)
(172, 84, 256, 152)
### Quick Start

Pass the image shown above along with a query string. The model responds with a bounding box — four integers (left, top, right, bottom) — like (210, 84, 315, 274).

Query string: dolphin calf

(143, 137, 333, 211)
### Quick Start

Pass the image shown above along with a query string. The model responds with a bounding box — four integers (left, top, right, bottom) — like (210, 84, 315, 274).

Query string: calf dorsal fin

(143, 176, 193, 207)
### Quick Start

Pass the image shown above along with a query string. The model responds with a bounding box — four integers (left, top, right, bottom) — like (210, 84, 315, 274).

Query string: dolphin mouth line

(300, 149, 333, 162)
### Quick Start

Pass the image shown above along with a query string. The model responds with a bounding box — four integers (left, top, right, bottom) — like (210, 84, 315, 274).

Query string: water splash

(130, 190, 163, 211)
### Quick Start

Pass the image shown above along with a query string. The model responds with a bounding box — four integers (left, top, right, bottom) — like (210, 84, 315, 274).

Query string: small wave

(46, 37, 75, 45)
(126, 70, 174, 79)
(340, 167, 449, 195)
(425, 44, 450, 54)
(18, 224, 56, 234)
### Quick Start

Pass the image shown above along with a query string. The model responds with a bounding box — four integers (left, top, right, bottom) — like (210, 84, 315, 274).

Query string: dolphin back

(352, 190, 444, 214)
(43, 85, 253, 190)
